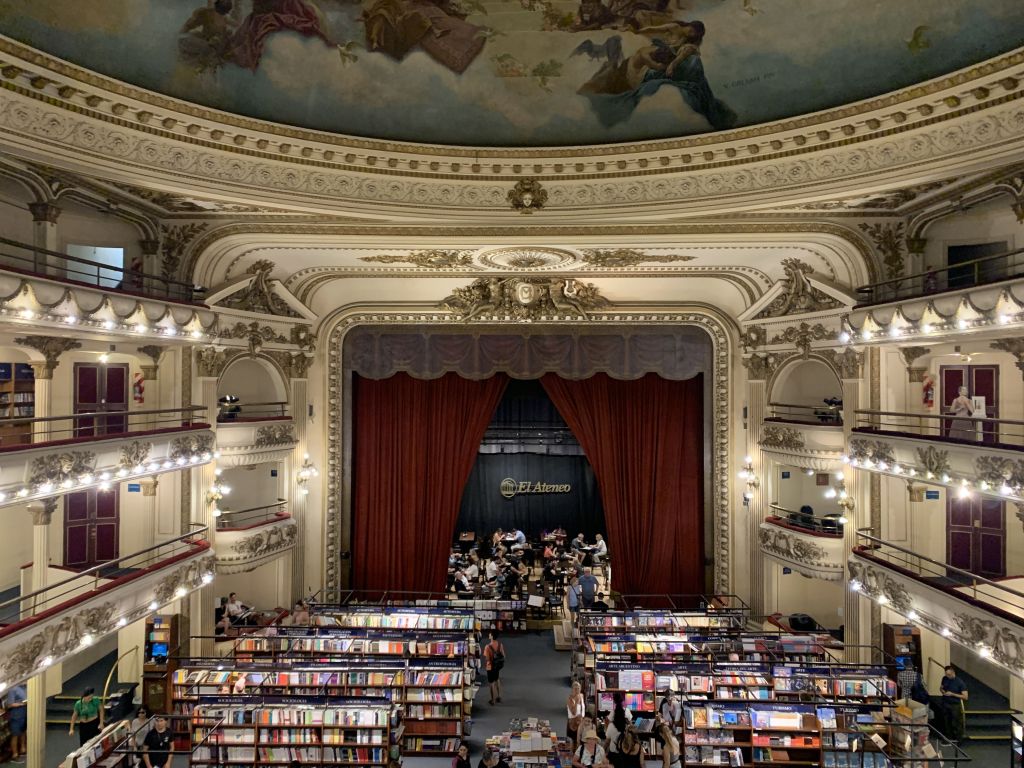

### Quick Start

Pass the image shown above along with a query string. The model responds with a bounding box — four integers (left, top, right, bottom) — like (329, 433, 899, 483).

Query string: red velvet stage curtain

(541, 373, 704, 597)
(352, 372, 508, 592)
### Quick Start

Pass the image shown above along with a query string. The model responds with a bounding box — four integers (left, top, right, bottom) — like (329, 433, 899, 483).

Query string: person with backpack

(658, 690, 681, 730)
(484, 630, 507, 705)
(572, 728, 610, 768)
(898, 660, 929, 706)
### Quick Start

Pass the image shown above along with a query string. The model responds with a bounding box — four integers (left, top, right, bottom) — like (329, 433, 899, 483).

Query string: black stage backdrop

(455, 452, 605, 539)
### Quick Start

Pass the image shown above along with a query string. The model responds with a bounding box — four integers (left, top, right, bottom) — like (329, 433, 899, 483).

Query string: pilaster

(841, 375, 867, 662)
(189, 373, 218, 657)
(289, 378, 309, 603)
(26, 497, 56, 768)
(744, 377, 768, 617)
(27, 202, 60, 277)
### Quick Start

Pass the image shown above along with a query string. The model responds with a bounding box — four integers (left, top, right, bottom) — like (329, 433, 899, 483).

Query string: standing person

(567, 576, 583, 617)
(573, 728, 609, 768)
(131, 707, 152, 767)
(483, 631, 506, 705)
(939, 665, 969, 742)
(69, 687, 103, 745)
(616, 726, 645, 768)
(142, 714, 174, 768)
(654, 723, 680, 768)
(947, 386, 975, 441)
(579, 568, 599, 609)
(452, 742, 471, 768)
(605, 693, 629, 766)
(4, 683, 27, 762)
(658, 690, 682, 730)
(567, 681, 586, 746)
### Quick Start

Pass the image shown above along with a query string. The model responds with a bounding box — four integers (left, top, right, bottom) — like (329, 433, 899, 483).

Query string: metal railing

(853, 408, 1024, 448)
(855, 528, 1024, 623)
(216, 401, 289, 422)
(0, 236, 203, 304)
(855, 244, 1024, 305)
(767, 401, 843, 426)
(767, 504, 844, 537)
(5, 525, 209, 628)
(0, 405, 208, 447)
(216, 500, 288, 530)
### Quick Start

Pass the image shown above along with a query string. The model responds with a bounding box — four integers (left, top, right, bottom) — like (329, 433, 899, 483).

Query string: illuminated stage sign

(499, 478, 571, 499)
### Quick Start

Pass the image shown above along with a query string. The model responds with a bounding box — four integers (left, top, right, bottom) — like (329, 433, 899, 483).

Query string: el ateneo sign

(500, 477, 572, 499)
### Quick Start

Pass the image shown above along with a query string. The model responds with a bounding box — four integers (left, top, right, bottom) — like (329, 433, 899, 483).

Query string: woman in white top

(567, 681, 585, 745)
(948, 386, 975, 441)
(655, 723, 680, 768)
(573, 729, 609, 768)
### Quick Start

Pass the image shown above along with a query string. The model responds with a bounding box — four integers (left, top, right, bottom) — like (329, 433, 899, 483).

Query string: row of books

(683, 745, 744, 765)
(194, 706, 390, 727)
(406, 704, 461, 719)
(193, 746, 386, 763)
(235, 637, 468, 656)
(315, 613, 475, 631)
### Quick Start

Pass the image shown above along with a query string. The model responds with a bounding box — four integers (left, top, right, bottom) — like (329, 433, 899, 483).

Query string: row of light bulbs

(208, 454, 318, 515)
(842, 454, 1021, 501)
(840, 306, 1022, 344)
(5, 306, 206, 339)
(0, 451, 215, 505)
(849, 579, 996, 661)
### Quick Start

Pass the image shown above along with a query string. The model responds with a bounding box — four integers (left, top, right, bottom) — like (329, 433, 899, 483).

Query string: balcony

(849, 530, 1024, 678)
(847, 409, 1024, 503)
(759, 506, 845, 581)
(0, 526, 213, 690)
(215, 502, 297, 574)
(760, 402, 846, 469)
(0, 237, 214, 340)
(216, 403, 295, 466)
(846, 246, 1024, 345)
(0, 407, 214, 507)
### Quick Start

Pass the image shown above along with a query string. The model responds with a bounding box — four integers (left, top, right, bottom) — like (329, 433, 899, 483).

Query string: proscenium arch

(319, 307, 735, 603)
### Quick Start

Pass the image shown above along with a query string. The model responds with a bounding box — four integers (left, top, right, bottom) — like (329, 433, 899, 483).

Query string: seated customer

(485, 557, 500, 582)
(592, 533, 608, 566)
(464, 559, 480, 582)
(453, 570, 472, 594)
(478, 748, 511, 768)
(511, 528, 527, 551)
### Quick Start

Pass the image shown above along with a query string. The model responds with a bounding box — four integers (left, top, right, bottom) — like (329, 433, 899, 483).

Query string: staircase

(964, 708, 1014, 741)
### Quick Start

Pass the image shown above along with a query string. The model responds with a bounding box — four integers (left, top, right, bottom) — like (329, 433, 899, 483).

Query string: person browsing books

(939, 665, 968, 742)
(69, 687, 103, 745)
(452, 742, 471, 768)
(616, 726, 645, 768)
(658, 690, 682, 729)
(573, 729, 610, 768)
(654, 723, 680, 768)
(131, 707, 152, 768)
(4, 683, 27, 761)
(484, 631, 507, 705)
(567, 680, 586, 746)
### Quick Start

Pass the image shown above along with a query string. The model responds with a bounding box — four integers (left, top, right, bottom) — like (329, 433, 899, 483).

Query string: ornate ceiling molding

(0, 39, 1022, 219)
(321, 309, 733, 601)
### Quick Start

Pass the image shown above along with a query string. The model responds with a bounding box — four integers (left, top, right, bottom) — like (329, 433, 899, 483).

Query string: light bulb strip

(0, 305, 209, 339)
(842, 454, 1021, 503)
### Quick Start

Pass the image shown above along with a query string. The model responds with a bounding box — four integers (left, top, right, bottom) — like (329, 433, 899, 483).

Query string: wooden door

(74, 363, 129, 437)
(947, 495, 1005, 579)
(939, 364, 999, 443)
(64, 489, 119, 569)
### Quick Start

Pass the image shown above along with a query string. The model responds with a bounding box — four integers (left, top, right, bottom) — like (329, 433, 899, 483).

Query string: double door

(64, 489, 119, 569)
(74, 362, 129, 436)
(940, 365, 998, 443)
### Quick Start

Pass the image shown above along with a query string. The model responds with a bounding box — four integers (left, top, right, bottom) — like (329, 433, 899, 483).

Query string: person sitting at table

(465, 559, 480, 582)
(453, 570, 472, 594)
(485, 556, 500, 583)
(592, 533, 608, 566)
(478, 748, 511, 768)
(511, 528, 527, 551)
(543, 542, 557, 561)
(543, 559, 559, 586)
(571, 533, 586, 553)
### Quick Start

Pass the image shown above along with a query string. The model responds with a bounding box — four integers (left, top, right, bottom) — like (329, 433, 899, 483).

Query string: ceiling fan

(935, 345, 974, 363)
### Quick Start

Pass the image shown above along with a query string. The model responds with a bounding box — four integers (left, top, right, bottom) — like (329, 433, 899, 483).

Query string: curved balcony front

(760, 402, 846, 470)
(215, 501, 297, 574)
(759, 509, 845, 582)
(216, 403, 296, 467)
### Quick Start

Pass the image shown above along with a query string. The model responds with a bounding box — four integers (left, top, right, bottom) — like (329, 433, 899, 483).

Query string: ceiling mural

(0, 1, 1021, 147)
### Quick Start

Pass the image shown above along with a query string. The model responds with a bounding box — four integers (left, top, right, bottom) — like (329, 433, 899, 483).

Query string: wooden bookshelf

(312, 606, 477, 633)
(233, 629, 471, 663)
(190, 698, 399, 768)
(143, 614, 179, 717)
(0, 362, 34, 446)
(64, 719, 132, 768)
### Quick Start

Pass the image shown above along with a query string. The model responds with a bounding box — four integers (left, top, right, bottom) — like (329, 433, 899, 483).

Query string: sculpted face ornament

(508, 179, 548, 214)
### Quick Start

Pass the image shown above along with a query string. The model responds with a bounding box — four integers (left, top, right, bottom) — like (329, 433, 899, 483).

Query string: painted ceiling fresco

(0, 1, 1021, 147)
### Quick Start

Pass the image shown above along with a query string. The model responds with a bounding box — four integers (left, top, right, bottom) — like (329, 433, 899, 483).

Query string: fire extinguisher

(921, 373, 935, 409)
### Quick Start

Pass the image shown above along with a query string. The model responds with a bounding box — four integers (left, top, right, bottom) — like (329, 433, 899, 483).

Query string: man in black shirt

(143, 715, 174, 768)
(478, 747, 511, 768)
(938, 665, 968, 742)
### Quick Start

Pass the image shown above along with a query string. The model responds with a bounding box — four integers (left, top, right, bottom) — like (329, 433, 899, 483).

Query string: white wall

(774, 464, 841, 517)
(219, 463, 283, 514)
(921, 196, 1023, 274)
(219, 358, 287, 406)
(766, 562, 844, 629)
(770, 358, 842, 407)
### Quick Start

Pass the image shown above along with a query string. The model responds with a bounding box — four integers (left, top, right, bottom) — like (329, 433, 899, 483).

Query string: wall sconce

(296, 453, 319, 496)
(826, 470, 854, 524)
(738, 456, 758, 502)
(207, 467, 231, 516)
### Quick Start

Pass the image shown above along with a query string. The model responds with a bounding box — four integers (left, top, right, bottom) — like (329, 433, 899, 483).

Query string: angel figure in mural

(362, 0, 485, 74)
(231, 0, 336, 71)
(574, 19, 736, 130)
(179, 0, 241, 72)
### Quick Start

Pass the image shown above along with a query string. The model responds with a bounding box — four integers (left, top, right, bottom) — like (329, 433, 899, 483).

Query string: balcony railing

(0, 406, 208, 449)
(217, 401, 289, 423)
(6, 525, 210, 628)
(853, 408, 1024, 450)
(853, 529, 1024, 626)
(767, 504, 844, 537)
(855, 245, 1024, 306)
(0, 236, 203, 304)
(767, 401, 843, 426)
(216, 501, 288, 531)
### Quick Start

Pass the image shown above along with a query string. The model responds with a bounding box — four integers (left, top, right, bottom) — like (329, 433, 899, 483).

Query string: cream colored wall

(921, 196, 1023, 272)
(219, 463, 283, 513)
(215, 556, 292, 613)
(0, 177, 34, 244)
(770, 359, 843, 406)
(766, 562, 844, 629)
(774, 464, 841, 517)
(218, 357, 287, 406)
(57, 198, 143, 276)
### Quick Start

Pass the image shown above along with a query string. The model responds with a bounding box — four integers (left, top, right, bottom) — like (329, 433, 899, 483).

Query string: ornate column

(135, 239, 159, 293)
(742, 354, 770, 617)
(899, 347, 931, 432)
(27, 202, 60, 277)
(189, 346, 226, 657)
(15, 336, 82, 443)
(867, 347, 883, 653)
(25, 498, 56, 768)
(905, 236, 928, 277)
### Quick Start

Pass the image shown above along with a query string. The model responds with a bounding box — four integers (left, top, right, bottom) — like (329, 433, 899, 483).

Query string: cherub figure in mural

(574, 19, 736, 130)
(362, 0, 485, 74)
(179, 0, 241, 72)
(231, 0, 336, 71)
(571, 0, 672, 32)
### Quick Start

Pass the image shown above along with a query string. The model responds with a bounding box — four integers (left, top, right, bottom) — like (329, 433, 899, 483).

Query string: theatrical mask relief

(1, 1, 1021, 146)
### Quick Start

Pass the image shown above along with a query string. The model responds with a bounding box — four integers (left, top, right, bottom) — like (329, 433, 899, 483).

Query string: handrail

(855, 244, 1024, 305)
(767, 504, 845, 537)
(101, 645, 140, 726)
(767, 401, 843, 425)
(855, 408, 1024, 427)
(0, 405, 207, 427)
(217, 401, 290, 421)
(855, 528, 1024, 614)
(0, 406, 209, 449)
(6, 524, 209, 623)
(768, 401, 842, 411)
(853, 407, 1024, 449)
(0, 235, 202, 303)
(217, 500, 288, 530)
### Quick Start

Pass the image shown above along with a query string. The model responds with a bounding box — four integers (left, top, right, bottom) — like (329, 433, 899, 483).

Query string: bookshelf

(143, 615, 179, 716)
(0, 362, 34, 445)
(190, 698, 398, 767)
(313, 606, 476, 633)
(63, 720, 132, 768)
(315, 600, 529, 632)
(401, 660, 468, 754)
(233, 629, 471, 663)
(882, 623, 922, 683)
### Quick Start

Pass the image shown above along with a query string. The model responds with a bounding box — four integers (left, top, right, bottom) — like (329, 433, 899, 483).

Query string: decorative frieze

(759, 523, 844, 581)
(915, 446, 950, 478)
(254, 424, 296, 448)
(440, 277, 607, 321)
(760, 425, 806, 451)
(27, 450, 96, 488)
(755, 259, 843, 318)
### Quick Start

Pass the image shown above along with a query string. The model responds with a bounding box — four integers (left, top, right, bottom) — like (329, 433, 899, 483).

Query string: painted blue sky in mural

(0, 0, 1021, 147)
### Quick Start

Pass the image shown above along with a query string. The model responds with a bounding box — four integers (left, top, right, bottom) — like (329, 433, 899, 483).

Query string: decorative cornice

(760, 425, 806, 451)
(218, 260, 300, 317)
(439, 276, 608, 321)
(254, 424, 296, 448)
(759, 524, 843, 581)
(14, 335, 81, 374)
(770, 322, 833, 358)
